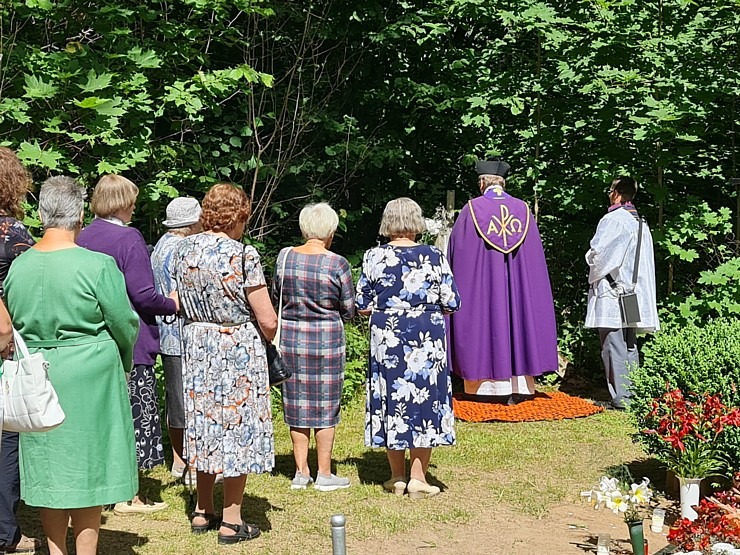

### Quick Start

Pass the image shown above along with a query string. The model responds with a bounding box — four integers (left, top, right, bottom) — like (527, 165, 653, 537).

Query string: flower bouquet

(668, 498, 740, 554)
(642, 388, 740, 480)
(641, 387, 740, 520)
(582, 476, 653, 555)
(582, 476, 653, 523)
(422, 205, 455, 252)
(667, 472, 740, 554)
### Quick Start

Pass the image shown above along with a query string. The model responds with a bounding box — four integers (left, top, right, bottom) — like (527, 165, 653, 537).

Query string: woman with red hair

(0, 146, 40, 554)
(174, 183, 277, 545)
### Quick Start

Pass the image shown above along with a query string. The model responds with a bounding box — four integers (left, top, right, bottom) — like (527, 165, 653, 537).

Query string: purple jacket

(77, 218, 177, 365)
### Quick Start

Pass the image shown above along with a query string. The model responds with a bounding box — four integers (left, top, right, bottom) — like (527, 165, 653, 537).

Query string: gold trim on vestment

(468, 199, 531, 254)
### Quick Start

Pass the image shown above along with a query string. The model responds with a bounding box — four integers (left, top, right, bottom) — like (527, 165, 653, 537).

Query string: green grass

(20, 397, 647, 554)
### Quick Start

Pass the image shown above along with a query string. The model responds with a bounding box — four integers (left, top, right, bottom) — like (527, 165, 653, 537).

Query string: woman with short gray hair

(274, 202, 356, 491)
(38, 176, 86, 228)
(356, 197, 460, 499)
(4, 176, 139, 555)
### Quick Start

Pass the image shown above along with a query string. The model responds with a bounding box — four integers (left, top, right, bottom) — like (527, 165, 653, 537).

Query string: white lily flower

(630, 478, 652, 506)
(581, 489, 604, 509)
(605, 491, 630, 514)
(598, 476, 619, 494)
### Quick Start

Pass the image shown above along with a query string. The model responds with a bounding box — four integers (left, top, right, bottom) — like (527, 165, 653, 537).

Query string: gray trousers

(598, 328, 639, 409)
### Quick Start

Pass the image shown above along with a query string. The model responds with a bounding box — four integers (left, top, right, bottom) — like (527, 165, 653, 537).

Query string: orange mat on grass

(452, 391, 604, 422)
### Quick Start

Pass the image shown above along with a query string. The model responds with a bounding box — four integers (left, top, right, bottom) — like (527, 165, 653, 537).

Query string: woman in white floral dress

(174, 184, 277, 545)
(356, 198, 460, 499)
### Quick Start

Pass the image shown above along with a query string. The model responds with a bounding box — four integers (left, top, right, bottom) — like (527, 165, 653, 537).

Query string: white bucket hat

(163, 197, 201, 228)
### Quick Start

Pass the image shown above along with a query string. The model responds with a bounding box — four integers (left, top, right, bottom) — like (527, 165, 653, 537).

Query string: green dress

(4, 247, 139, 509)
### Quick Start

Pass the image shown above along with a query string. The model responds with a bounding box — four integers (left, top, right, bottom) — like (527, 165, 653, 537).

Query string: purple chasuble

(446, 189, 558, 381)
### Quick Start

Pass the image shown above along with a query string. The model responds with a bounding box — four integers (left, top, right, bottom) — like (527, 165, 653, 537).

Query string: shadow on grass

(273, 452, 298, 480)
(273, 447, 397, 482)
(575, 534, 634, 554)
(97, 527, 149, 555)
(558, 368, 612, 402)
(139, 472, 167, 503)
(338, 451, 449, 491)
(605, 458, 667, 492)
(16, 503, 149, 554)
(172, 482, 278, 532)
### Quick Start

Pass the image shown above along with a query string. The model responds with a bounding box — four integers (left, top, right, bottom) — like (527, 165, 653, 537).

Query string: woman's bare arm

(247, 285, 278, 342)
(0, 300, 13, 352)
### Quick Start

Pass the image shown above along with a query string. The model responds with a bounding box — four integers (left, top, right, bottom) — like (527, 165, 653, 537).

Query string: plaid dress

(274, 248, 355, 428)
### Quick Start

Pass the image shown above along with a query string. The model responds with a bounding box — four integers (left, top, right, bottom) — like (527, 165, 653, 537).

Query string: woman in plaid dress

(274, 203, 355, 491)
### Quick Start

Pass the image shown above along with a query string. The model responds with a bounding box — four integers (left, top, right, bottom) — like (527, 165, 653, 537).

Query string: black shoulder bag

(607, 217, 644, 326)
(252, 247, 291, 386)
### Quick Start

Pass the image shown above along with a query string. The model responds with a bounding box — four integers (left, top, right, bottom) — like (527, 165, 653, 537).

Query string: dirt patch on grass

(15, 392, 670, 555)
(349, 501, 670, 555)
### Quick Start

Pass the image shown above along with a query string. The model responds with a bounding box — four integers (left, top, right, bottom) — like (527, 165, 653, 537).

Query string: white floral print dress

(174, 233, 274, 476)
(356, 244, 460, 450)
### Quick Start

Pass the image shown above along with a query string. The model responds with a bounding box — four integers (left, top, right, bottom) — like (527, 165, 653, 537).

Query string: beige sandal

(407, 478, 440, 500)
(383, 476, 407, 496)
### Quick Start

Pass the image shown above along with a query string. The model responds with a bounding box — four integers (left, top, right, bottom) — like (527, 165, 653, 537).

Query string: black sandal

(190, 511, 220, 534)
(217, 521, 261, 544)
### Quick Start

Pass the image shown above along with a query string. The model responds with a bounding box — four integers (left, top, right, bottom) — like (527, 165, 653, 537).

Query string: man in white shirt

(585, 176, 660, 409)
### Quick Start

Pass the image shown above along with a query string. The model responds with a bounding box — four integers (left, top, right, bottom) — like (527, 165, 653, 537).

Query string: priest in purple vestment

(446, 158, 558, 402)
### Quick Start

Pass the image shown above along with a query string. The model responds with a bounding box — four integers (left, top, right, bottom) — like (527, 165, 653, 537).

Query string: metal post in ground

(330, 513, 346, 555)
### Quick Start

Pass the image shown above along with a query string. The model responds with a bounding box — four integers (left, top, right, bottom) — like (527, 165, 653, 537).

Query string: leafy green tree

(2, 0, 739, 369)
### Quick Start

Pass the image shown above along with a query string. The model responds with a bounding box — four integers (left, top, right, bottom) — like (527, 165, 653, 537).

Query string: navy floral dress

(356, 244, 460, 450)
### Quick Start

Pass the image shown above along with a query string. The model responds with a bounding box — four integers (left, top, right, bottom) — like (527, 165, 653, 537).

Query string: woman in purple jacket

(77, 174, 178, 515)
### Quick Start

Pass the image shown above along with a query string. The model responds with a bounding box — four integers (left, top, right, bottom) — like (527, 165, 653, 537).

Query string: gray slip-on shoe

(313, 473, 351, 492)
(291, 472, 314, 490)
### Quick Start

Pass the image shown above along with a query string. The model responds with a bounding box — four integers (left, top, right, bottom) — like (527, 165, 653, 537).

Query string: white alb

(585, 207, 660, 332)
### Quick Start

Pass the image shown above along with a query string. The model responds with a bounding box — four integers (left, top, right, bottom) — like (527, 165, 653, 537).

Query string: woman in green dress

(4, 176, 139, 555)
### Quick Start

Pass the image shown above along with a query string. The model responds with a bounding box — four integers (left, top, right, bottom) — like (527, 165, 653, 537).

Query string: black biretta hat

(475, 157, 511, 178)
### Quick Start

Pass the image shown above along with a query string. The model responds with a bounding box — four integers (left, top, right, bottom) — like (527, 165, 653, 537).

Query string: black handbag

(267, 248, 291, 386)
(243, 246, 292, 386)
(607, 216, 644, 326)
(266, 342, 290, 386)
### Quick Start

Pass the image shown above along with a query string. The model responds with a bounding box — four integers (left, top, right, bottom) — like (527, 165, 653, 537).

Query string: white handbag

(1, 329, 65, 433)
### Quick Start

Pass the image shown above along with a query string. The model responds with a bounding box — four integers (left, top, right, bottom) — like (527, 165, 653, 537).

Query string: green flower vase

(627, 520, 645, 555)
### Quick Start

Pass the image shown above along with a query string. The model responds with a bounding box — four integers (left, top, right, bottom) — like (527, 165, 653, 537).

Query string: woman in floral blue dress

(174, 184, 277, 545)
(356, 198, 460, 499)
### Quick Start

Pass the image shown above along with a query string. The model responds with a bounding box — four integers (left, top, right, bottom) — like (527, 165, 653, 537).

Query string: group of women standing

(0, 144, 462, 553)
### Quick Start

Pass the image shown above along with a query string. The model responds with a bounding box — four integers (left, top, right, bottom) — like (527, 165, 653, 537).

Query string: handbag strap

(11, 328, 31, 360)
(273, 249, 288, 347)
(605, 214, 644, 290)
(631, 217, 644, 287)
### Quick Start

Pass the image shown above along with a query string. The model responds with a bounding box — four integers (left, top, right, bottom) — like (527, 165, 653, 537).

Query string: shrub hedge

(629, 318, 740, 469)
